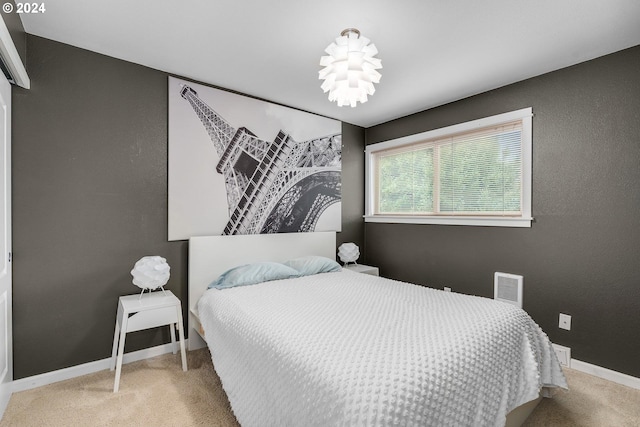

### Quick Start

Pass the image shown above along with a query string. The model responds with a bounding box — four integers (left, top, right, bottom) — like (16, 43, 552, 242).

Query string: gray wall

(337, 123, 365, 249)
(365, 45, 640, 378)
(12, 34, 364, 379)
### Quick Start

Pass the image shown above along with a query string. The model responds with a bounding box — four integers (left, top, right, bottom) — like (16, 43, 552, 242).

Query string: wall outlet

(559, 313, 572, 330)
(552, 344, 571, 367)
(444, 287, 452, 292)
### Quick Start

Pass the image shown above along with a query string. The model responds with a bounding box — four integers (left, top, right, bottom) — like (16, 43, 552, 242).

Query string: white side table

(344, 264, 379, 276)
(110, 290, 187, 392)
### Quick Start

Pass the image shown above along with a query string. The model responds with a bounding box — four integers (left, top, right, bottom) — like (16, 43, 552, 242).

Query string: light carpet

(1, 349, 638, 426)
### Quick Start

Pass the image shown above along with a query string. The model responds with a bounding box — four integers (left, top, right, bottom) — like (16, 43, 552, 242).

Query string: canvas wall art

(168, 77, 342, 241)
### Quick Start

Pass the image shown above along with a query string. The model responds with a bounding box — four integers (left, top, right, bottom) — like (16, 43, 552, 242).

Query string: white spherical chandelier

(319, 28, 382, 108)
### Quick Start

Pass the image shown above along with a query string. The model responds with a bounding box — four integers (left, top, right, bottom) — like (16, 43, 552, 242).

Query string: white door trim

(0, 70, 11, 417)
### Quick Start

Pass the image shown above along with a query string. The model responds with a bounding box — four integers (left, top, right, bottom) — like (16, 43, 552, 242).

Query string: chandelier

(319, 28, 382, 108)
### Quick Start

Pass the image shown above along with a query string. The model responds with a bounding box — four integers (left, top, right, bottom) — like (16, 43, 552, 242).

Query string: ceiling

(19, 0, 640, 128)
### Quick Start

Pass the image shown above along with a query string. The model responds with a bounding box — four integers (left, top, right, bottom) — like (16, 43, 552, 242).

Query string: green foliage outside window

(379, 148, 433, 213)
(377, 131, 521, 214)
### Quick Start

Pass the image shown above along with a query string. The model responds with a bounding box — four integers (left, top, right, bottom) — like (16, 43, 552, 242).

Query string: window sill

(363, 215, 533, 228)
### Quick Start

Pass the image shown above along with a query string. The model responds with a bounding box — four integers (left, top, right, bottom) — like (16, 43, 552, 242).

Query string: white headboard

(188, 231, 336, 349)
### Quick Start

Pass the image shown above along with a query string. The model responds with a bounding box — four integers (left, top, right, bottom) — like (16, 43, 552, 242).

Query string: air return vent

(494, 272, 523, 308)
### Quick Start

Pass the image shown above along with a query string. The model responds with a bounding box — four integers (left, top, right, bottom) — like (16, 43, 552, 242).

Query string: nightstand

(110, 290, 187, 392)
(343, 264, 379, 276)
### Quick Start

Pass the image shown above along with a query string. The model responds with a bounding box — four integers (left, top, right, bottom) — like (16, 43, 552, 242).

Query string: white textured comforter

(198, 269, 567, 427)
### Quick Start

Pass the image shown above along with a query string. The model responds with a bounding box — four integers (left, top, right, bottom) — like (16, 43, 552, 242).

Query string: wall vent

(494, 272, 523, 308)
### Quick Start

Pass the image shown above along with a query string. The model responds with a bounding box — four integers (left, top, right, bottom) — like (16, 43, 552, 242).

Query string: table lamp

(131, 256, 170, 297)
(337, 243, 360, 265)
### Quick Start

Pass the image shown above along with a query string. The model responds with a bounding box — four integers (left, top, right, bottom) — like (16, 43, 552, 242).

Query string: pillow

(208, 262, 301, 290)
(283, 255, 341, 276)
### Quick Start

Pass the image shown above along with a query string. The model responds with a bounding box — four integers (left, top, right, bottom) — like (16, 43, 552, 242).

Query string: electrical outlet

(444, 287, 451, 292)
(552, 344, 571, 367)
(559, 313, 571, 330)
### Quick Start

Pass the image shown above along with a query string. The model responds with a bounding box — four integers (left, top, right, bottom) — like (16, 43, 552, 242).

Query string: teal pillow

(208, 262, 301, 290)
(283, 256, 341, 276)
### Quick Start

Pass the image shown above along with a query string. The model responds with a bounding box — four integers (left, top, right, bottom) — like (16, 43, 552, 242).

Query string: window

(365, 108, 532, 227)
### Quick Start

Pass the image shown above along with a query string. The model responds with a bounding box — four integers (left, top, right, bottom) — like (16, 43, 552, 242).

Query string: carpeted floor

(523, 366, 640, 427)
(1, 350, 239, 427)
(1, 349, 638, 426)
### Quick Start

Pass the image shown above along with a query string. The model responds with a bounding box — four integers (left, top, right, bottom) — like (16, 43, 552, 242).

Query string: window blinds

(375, 121, 523, 216)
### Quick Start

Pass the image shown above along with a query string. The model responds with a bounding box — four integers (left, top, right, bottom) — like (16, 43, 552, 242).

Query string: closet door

(0, 71, 12, 412)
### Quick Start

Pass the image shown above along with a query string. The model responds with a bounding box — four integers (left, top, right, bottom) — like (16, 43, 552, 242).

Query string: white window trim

(365, 108, 533, 228)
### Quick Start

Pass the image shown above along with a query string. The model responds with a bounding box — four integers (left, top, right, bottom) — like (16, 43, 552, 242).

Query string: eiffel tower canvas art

(168, 77, 342, 240)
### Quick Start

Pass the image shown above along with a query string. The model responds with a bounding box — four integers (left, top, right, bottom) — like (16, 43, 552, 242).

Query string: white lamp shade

(338, 243, 360, 264)
(319, 29, 382, 108)
(131, 256, 170, 290)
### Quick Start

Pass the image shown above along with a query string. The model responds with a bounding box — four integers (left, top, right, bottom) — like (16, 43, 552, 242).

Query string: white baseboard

(9, 341, 640, 394)
(0, 382, 11, 419)
(570, 359, 640, 391)
(12, 341, 189, 393)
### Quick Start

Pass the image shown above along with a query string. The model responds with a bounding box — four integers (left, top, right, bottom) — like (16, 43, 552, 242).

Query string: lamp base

(139, 286, 167, 300)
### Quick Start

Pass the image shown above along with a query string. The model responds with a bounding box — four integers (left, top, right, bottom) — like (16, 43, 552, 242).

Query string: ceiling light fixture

(319, 28, 382, 108)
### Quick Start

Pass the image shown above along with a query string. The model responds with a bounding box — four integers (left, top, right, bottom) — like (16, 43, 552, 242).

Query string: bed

(188, 232, 567, 427)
